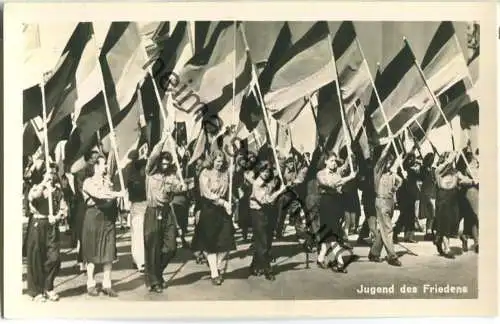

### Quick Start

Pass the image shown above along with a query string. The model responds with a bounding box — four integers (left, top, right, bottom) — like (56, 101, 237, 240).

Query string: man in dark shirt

(125, 150, 148, 272)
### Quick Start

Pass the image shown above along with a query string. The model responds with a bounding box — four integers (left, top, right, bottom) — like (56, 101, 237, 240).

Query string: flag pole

(404, 37, 456, 151)
(356, 33, 400, 161)
(228, 21, 237, 206)
(141, 39, 185, 186)
(40, 72, 54, 218)
(326, 31, 354, 171)
(240, 23, 284, 183)
(412, 119, 441, 157)
(95, 40, 126, 193)
(405, 38, 475, 180)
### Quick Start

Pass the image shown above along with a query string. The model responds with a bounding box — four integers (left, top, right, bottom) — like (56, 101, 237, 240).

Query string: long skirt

(318, 192, 343, 244)
(191, 198, 236, 253)
(435, 188, 459, 237)
(459, 186, 479, 236)
(250, 208, 271, 272)
(26, 218, 61, 297)
(71, 195, 86, 261)
(81, 204, 117, 265)
(130, 201, 147, 267)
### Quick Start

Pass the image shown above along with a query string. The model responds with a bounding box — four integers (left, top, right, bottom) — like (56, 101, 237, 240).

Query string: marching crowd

(22, 126, 479, 302)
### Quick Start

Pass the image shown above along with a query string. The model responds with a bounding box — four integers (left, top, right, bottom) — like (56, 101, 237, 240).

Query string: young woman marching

(248, 162, 288, 280)
(81, 155, 124, 297)
(191, 150, 236, 286)
(316, 151, 357, 273)
(26, 163, 67, 302)
(434, 151, 475, 258)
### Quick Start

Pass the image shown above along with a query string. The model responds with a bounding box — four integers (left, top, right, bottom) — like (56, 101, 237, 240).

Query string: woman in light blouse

(191, 150, 235, 286)
(248, 161, 287, 280)
(316, 151, 356, 273)
(81, 155, 124, 297)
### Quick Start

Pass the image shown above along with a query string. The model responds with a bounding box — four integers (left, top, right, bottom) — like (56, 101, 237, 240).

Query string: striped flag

(369, 42, 433, 140)
(23, 23, 93, 123)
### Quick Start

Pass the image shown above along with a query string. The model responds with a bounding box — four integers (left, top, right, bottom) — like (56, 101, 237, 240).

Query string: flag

(172, 21, 237, 114)
(243, 21, 284, 66)
(263, 21, 336, 114)
(101, 92, 142, 169)
(239, 21, 291, 132)
(370, 42, 433, 140)
(140, 74, 162, 149)
(316, 80, 342, 144)
(333, 21, 371, 110)
(23, 23, 93, 123)
(100, 22, 148, 110)
(275, 123, 292, 156)
(421, 21, 470, 97)
(64, 92, 107, 168)
(23, 121, 41, 157)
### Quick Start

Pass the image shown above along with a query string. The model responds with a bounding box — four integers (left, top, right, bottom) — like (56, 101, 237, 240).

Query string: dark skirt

(81, 204, 117, 264)
(319, 191, 343, 243)
(341, 190, 361, 214)
(191, 198, 236, 253)
(435, 188, 459, 237)
(459, 186, 479, 236)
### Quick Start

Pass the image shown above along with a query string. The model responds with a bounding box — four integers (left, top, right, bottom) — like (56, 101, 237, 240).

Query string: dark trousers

(143, 205, 177, 288)
(172, 203, 189, 234)
(394, 196, 416, 237)
(26, 218, 61, 297)
(370, 198, 397, 259)
(250, 209, 271, 271)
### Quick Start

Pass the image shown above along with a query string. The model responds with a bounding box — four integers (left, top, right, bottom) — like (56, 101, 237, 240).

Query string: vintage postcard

(3, 1, 498, 319)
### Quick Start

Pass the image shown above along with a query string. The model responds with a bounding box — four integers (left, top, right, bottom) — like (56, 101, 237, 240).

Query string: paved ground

(21, 214, 478, 301)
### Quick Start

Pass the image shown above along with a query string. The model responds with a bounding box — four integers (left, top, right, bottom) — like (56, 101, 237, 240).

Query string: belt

(376, 196, 393, 200)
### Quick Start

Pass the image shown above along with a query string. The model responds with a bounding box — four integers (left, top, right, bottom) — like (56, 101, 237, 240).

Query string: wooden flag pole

(95, 51, 126, 193)
(241, 23, 284, 183)
(141, 38, 185, 186)
(326, 31, 354, 171)
(405, 38, 476, 180)
(412, 119, 441, 157)
(228, 21, 237, 207)
(40, 72, 54, 218)
(404, 38, 456, 151)
(358, 39, 401, 161)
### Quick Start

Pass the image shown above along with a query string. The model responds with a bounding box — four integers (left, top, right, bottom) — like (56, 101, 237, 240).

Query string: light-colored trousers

(130, 201, 147, 267)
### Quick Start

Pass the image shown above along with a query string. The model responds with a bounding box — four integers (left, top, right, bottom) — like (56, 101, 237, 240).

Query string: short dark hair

(84, 150, 100, 162)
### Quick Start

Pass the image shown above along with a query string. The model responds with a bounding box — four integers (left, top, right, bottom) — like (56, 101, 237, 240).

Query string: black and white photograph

(3, 1, 497, 319)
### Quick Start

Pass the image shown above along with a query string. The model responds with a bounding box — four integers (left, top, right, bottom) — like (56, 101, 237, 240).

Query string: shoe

(211, 276, 222, 286)
(44, 290, 60, 302)
(403, 238, 417, 243)
(423, 233, 434, 241)
(434, 237, 444, 256)
(264, 271, 276, 281)
(443, 253, 455, 259)
(150, 285, 163, 293)
(139, 265, 145, 273)
(160, 281, 169, 289)
(368, 254, 383, 263)
(387, 257, 402, 267)
(316, 260, 329, 269)
(392, 236, 399, 244)
(101, 288, 118, 297)
(341, 241, 354, 250)
(474, 244, 479, 254)
(87, 287, 99, 297)
(33, 294, 47, 302)
(331, 263, 348, 273)
(460, 237, 468, 252)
